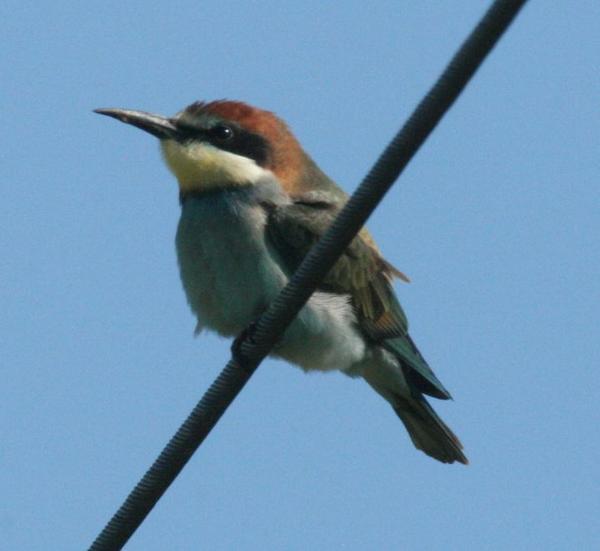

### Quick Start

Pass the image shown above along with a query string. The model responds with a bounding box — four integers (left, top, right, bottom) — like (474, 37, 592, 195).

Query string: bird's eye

(211, 124, 235, 141)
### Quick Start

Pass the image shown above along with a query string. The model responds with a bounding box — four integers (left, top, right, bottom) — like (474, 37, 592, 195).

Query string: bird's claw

(231, 321, 258, 370)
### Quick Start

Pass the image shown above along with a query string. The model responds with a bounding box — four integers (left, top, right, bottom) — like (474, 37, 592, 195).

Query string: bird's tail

(362, 356, 467, 465)
(393, 395, 468, 465)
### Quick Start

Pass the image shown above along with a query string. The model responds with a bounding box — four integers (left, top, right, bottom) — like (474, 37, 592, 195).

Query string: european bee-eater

(95, 100, 467, 464)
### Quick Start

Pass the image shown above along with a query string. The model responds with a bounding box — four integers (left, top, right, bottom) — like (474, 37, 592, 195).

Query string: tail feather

(394, 396, 468, 465)
(362, 348, 467, 465)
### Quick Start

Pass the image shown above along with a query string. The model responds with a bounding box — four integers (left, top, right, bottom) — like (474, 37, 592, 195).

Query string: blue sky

(2, 1, 599, 549)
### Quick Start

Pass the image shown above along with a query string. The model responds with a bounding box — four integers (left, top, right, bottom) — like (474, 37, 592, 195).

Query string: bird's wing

(265, 193, 408, 337)
(264, 192, 451, 400)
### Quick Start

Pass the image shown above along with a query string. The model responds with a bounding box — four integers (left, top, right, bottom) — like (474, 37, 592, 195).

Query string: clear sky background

(2, 2, 599, 550)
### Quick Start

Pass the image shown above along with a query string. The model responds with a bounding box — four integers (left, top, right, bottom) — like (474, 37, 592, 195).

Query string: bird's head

(95, 100, 316, 196)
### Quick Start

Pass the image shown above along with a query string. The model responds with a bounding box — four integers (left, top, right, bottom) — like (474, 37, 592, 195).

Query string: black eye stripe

(224, 131, 270, 166)
(174, 121, 271, 166)
(173, 122, 204, 141)
(174, 122, 235, 142)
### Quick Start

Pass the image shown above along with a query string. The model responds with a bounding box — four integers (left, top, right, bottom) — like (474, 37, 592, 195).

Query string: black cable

(89, 1, 528, 548)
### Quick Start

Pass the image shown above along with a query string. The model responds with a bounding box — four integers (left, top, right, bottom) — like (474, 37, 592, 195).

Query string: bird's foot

(231, 321, 258, 371)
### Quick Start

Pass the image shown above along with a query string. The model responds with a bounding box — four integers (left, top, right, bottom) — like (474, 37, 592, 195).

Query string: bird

(95, 100, 468, 465)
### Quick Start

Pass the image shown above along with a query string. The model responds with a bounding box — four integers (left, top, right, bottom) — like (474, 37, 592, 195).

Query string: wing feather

(264, 192, 451, 400)
(265, 194, 408, 339)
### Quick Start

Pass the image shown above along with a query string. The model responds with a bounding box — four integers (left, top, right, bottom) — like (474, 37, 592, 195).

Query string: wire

(89, 1, 528, 548)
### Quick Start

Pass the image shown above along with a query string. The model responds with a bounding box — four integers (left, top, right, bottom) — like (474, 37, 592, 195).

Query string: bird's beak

(94, 108, 178, 140)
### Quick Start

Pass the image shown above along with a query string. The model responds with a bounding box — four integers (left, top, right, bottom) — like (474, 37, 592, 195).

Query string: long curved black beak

(94, 108, 178, 140)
